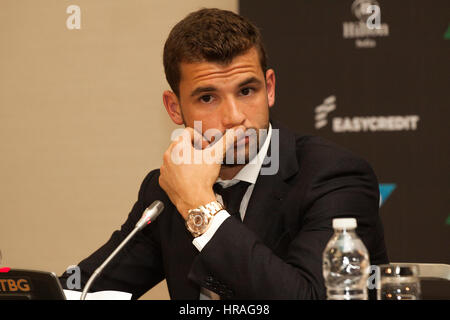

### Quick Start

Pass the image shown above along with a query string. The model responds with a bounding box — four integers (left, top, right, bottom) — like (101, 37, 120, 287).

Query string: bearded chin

(221, 162, 243, 168)
(221, 140, 259, 167)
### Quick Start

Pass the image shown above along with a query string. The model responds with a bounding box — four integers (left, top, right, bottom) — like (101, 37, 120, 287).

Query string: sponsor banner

(241, 0, 450, 298)
(315, 96, 420, 133)
(343, 0, 390, 48)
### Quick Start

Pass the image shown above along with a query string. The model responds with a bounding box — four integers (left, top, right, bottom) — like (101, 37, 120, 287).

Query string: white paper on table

(63, 289, 132, 300)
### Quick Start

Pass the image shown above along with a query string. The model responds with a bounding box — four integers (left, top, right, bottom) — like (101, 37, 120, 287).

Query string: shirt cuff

(192, 210, 230, 252)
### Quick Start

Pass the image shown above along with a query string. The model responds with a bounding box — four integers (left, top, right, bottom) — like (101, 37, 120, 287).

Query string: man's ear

(265, 69, 276, 108)
(163, 90, 184, 125)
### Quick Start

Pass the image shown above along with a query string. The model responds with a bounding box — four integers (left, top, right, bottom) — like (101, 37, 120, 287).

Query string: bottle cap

(332, 218, 357, 229)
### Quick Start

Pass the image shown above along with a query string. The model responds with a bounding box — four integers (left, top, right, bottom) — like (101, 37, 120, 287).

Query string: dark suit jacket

(60, 121, 388, 299)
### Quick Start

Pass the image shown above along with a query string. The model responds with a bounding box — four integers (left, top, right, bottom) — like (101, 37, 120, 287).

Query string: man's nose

(221, 97, 245, 129)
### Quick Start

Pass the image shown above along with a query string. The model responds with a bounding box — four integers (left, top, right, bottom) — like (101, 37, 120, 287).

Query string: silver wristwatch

(185, 201, 224, 237)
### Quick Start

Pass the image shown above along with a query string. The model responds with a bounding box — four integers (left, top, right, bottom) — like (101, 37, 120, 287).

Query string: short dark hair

(163, 8, 268, 96)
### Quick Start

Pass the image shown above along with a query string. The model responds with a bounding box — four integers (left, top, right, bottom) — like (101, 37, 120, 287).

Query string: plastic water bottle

(322, 218, 370, 300)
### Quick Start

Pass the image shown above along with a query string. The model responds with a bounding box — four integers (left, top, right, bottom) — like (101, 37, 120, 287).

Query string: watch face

(186, 210, 210, 236)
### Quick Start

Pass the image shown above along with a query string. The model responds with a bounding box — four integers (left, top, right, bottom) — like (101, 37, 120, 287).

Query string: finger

(211, 125, 246, 161)
(168, 128, 191, 151)
(165, 129, 191, 166)
(185, 126, 210, 150)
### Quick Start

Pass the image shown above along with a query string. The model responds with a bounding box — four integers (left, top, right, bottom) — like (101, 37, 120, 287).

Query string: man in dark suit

(60, 8, 388, 299)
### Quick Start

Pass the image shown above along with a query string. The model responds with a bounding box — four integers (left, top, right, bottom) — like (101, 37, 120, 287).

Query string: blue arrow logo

(379, 183, 396, 207)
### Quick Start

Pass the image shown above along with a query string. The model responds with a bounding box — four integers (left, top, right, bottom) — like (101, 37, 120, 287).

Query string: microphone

(80, 200, 164, 300)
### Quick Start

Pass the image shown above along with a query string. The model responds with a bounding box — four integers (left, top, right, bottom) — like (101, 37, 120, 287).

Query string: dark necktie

(213, 181, 251, 218)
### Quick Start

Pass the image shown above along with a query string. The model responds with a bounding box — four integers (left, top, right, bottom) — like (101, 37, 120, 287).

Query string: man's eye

(200, 95, 213, 103)
(240, 88, 253, 96)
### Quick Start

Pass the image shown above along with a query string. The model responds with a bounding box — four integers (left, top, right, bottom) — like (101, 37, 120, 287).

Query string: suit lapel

(243, 120, 299, 244)
(243, 173, 288, 242)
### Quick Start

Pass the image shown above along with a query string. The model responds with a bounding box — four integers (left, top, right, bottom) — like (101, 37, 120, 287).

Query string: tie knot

(213, 181, 251, 218)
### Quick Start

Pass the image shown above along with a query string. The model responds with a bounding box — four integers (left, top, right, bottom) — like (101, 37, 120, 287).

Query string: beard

(221, 125, 269, 167)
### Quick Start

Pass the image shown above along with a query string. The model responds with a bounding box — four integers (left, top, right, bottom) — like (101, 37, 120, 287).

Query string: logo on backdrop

(379, 183, 396, 207)
(444, 24, 450, 39)
(343, 0, 389, 48)
(314, 96, 336, 129)
(314, 95, 420, 133)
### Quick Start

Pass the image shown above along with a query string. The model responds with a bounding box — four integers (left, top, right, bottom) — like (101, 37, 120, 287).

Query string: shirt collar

(216, 123, 272, 187)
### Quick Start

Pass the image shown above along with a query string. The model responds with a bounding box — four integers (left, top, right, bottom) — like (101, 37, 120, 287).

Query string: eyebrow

(190, 76, 263, 97)
(238, 76, 263, 88)
(190, 86, 217, 97)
